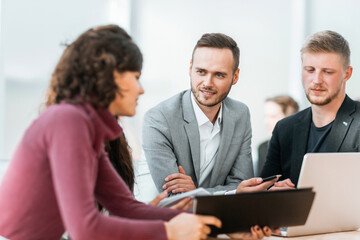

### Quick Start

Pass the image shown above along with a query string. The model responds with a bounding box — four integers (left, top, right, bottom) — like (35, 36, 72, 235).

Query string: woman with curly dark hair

(44, 25, 137, 194)
(0, 24, 221, 240)
(44, 25, 190, 208)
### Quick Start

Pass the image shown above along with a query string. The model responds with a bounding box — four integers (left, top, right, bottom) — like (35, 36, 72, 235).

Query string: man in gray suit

(143, 33, 273, 195)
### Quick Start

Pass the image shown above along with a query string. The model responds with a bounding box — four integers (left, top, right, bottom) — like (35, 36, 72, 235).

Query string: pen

(262, 174, 282, 182)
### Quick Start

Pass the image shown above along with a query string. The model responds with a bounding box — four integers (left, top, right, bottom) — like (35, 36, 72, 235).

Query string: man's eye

(306, 69, 314, 73)
(197, 70, 204, 74)
(325, 71, 334, 74)
(216, 73, 224, 78)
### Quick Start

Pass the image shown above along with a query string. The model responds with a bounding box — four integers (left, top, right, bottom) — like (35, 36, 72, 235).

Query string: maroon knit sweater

(0, 102, 180, 240)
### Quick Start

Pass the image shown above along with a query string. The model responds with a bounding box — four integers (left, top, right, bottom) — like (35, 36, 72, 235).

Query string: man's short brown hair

(301, 30, 350, 68)
(266, 95, 299, 116)
(192, 33, 240, 73)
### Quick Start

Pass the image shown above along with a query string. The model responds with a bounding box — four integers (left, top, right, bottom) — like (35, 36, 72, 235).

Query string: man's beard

(305, 81, 343, 106)
(191, 82, 232, 108)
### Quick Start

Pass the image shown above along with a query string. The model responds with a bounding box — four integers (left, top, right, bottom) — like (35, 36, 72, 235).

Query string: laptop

(279, 152, 360, 237)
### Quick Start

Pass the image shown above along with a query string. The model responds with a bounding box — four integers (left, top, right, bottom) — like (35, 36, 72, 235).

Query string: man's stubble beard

(305, 80, 343, 106)
(190, 80, 233, 108)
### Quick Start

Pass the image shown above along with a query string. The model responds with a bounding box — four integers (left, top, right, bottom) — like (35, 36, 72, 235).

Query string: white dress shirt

(191, 93, 222, 187)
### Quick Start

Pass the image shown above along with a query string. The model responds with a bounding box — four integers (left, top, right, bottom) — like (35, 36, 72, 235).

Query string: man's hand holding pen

(236, 175, 281, 194)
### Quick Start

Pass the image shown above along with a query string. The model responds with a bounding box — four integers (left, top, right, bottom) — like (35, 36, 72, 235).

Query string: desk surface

(269, 230, 360, 240)
(212, 230, 360, 240)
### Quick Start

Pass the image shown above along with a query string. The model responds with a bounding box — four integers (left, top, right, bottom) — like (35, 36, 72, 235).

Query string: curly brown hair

(45, 24, 142, 108)
(45, 25, 137, 192)
(105, 133, 134, 192)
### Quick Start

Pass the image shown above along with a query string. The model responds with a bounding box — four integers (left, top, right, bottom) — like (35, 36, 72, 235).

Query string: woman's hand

(169, 197, 193, 211)
(269, 178, 295, 191)
(165, 213, 222, 240)
(227, 226, 275, 239)
(148, 191, 193, 211)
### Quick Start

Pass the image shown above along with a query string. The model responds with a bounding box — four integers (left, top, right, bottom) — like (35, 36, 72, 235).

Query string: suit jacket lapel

(210, 100, 235, 186)
(291, 108, 311, 181)
(327, 95, 355, 151)
(182, 90, 201, 185)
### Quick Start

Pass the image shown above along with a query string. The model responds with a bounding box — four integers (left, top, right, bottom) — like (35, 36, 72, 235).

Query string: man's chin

(198, 99, 220, 108)
(307, 96, 332, 106)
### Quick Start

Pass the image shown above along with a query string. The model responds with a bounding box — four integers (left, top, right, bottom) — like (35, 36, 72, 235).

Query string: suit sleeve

(205, 106, 254, 193)
(47, 109, 178, 240)
(142, 108, 180, 193)
(260, 122, 282, 178)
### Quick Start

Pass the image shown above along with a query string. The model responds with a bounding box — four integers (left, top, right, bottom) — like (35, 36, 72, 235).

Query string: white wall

(2, 0, 360, 188)
(0, 0, 131, 159)
(0, 0, 5, 160)
(308, 0, 360, 100)
(130, 0, 360, 173)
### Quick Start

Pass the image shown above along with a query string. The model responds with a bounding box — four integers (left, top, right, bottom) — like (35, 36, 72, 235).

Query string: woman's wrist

(164, 222, 173, 240)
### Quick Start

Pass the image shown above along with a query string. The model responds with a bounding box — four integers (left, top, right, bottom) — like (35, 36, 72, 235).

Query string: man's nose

(202, 74, 214, 87)
(312, 71, 323, 84)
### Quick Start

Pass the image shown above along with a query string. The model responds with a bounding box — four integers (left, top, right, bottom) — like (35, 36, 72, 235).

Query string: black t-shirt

(306, 121, 334, 153)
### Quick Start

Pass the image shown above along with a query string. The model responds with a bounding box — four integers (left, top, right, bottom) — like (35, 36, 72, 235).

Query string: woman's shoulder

(47, 102, 87, 116)
(42, 102, 91, 126)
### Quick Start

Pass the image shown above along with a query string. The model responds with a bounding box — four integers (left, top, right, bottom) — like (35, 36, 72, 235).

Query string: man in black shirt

(261, 30, 360, 187)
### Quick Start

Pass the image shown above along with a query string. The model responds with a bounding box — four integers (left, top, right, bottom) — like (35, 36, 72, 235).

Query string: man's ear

(232, 68, 240, 85)
(344, 65, 353, 83)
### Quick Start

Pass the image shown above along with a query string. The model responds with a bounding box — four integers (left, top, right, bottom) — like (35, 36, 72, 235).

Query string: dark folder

(194, 188, 315, 236)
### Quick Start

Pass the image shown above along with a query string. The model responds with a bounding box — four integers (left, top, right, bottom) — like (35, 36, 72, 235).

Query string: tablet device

(194, 188, 315, 236)
(157, 187, 210, 208)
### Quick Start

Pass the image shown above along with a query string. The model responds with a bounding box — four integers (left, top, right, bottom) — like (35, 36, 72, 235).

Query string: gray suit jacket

(142, 90, 254, 194)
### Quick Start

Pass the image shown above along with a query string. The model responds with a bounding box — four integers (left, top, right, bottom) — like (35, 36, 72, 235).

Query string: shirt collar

(191, 92, 222, 127)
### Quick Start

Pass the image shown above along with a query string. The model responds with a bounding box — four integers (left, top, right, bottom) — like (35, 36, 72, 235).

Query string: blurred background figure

(257, 95, 299, 176)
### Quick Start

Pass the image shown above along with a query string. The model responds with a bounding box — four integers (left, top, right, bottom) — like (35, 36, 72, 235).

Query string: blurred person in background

(257, 95, 299, 175)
